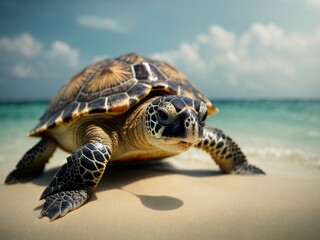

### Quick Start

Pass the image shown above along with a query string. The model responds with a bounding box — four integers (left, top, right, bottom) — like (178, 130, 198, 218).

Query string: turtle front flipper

(39, 142, 111, 221)
(5, 137, 57, 184)
(196, 127, 265, 175)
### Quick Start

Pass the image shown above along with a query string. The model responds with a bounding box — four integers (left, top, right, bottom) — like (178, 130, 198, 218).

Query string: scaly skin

(196, 127, 265, 175)
(39, 142, 111, 221)
(5, 137, 57, 183)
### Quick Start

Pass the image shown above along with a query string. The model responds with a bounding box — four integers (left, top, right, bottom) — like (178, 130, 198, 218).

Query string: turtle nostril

(185, 118, 191, 128)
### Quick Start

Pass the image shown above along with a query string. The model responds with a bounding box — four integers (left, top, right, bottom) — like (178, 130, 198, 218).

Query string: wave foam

(244, 147, 320, 169)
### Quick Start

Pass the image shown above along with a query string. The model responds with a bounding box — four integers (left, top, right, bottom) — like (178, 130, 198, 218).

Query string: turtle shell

(29, 53, 218, 136)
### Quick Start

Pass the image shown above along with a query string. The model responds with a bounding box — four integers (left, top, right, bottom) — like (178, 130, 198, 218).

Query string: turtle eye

(157, 102, 177, 126)
(198, 103, 207, 126)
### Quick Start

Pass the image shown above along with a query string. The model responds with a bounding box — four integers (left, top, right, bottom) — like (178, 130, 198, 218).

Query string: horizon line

(0, 97, 319, 104)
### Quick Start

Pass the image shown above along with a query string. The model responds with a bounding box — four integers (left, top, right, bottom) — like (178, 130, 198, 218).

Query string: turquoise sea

(0, 100, 319, 178)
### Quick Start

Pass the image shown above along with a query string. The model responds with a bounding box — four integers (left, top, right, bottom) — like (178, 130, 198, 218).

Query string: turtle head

(145, 95, 208, 153)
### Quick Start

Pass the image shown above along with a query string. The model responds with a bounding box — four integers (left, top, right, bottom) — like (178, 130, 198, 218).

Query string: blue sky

(0, 0, 320, 101)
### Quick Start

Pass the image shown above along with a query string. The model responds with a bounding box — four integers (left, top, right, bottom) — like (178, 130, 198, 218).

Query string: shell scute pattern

(106, 93, 130, 113)
(133, 63, 150, 80)
(132, 62, 166, 82)
(85, 60, 133, 93)
(116, 53, 145, 64)
(99, 78, 137, 98)
(39, 62, 100, 122)
(29, 53, 217, 136)
(88, 98, 107, 114)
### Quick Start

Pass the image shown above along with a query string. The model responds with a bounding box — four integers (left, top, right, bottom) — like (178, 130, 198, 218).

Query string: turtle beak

(162, 108, 202, 144)
(183, 108, 202, 144)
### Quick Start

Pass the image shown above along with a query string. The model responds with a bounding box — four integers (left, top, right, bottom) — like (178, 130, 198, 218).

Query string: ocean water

(209, 100, 320, 177)
(0, 100, 319, 178)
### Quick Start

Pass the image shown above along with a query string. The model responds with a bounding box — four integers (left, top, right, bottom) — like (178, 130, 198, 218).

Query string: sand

(0, 148, 319, 240)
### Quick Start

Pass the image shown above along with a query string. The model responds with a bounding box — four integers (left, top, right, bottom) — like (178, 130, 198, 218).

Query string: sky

(0, 0, 320, 101)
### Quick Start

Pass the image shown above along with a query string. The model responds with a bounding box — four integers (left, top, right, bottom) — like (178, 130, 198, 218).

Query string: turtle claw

(233, 162, 265, 175)
(5, 169, 23, 184)
(40, 190, 89, 221)
(5, 169, 41, 184)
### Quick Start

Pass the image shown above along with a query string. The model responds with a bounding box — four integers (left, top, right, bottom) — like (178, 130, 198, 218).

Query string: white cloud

(0, 32, 83, 100)
(152, 23, 320, 98)
(0, 33, 42, 57)
(208, 25, 236, 49)
(76, 15, 128, 33)
(11, 63, 38, 78)
(45, 41, 79, 67)
(0, 32, 80, 86)
(152, 42, 205, 72)
(242, 23, 320, 50)
(305, 0, 320, 7)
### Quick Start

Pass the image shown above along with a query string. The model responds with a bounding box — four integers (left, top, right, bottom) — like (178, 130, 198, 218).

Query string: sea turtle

(5, 53, 264, 221)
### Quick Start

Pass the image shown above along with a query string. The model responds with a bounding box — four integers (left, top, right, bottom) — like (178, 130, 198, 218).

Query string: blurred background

(0, 0, 319, 101)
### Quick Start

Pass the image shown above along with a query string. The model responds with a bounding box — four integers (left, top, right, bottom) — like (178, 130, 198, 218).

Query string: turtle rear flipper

(39, 142, 111, 221)
(5, 137, 57, 184)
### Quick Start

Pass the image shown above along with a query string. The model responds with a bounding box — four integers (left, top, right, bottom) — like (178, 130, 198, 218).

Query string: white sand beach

(0, 146, 319, 240)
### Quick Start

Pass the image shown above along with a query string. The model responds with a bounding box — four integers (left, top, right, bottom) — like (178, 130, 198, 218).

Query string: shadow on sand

(32, 160, 222, 212)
